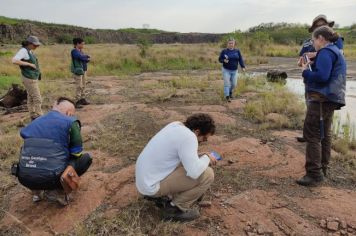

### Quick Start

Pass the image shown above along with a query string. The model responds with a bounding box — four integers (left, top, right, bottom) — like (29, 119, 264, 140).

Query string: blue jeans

(222, 68, 238, 97)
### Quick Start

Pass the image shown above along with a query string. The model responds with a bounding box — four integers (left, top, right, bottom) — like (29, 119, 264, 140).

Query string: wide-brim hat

(26, 35, 41, 46)
(308, 15, 335, 33)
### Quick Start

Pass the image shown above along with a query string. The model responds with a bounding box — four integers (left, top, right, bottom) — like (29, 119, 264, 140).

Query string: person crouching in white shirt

(135, 113, 217, 222)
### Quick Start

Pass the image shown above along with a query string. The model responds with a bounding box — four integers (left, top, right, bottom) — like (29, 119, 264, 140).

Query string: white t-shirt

(12, 48, 31, 63)
(135, 121, 210, 196)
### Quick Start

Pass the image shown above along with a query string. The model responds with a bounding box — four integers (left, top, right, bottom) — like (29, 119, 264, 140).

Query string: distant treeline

(223, 22, 356, 46)
(1, 16, 356, 46)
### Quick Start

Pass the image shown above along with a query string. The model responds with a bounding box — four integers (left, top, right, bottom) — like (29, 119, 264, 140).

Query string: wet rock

(267, 70, 288, 82)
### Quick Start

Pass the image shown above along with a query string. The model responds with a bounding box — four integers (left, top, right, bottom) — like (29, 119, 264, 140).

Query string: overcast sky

(0, 0, 355, 33)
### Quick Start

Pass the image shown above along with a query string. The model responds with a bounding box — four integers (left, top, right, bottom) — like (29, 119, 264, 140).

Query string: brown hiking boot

(162, 203, 200, 222)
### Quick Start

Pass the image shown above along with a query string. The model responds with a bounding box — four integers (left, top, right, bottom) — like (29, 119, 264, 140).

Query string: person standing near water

(12, 36, 43, 120)
(296, 15, 344, 142)
(218, 38, 246, 102)
(71, 38, 91, 108)
(297, 26, 346, 186)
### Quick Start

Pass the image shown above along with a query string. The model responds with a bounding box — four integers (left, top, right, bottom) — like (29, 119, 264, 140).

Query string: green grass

(0, 16, 20, 25)
(0, 76, 22, 93)
(241, 76, 305, 129)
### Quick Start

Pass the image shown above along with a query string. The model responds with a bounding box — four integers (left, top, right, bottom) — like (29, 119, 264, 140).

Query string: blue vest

(306, 44, 346, 107)
(20, 111, 78, 154)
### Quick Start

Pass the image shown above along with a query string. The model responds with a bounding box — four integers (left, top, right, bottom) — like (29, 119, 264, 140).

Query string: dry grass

(75, 199, 183, 236)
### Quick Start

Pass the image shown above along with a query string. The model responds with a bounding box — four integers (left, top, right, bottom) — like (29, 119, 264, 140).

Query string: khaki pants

(73, 72, 86, 101)
(154, 166, 214, 211)
(22, 76, 42, 119)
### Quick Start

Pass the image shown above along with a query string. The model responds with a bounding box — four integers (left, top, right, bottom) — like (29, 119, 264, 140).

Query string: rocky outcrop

(0, 22, 225, 44)
(0, 84, 27, 108)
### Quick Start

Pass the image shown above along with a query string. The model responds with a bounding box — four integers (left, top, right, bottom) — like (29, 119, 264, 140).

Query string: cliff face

(0, 23, 224, 44)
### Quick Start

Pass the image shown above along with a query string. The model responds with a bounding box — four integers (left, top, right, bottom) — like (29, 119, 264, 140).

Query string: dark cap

(26, 35, 41, 46)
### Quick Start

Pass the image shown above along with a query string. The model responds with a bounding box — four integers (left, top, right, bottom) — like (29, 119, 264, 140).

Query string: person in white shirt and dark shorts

(135, 113, 217, 221)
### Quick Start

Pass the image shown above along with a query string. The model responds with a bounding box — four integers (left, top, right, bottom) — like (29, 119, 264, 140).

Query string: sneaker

(296, 175, 324, 187)
(225, 96, 231, 103)
(296, 137, 306, 143)
(44, 190, 69, 206)
(162, 203, 200, 222)
(32, 190, 44, 203)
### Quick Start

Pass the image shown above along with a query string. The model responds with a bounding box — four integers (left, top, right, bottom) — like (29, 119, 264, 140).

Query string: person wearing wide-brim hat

(12, 36, 43, 120)
(308, 14, 335, 33)
(295, 15, 344, 143)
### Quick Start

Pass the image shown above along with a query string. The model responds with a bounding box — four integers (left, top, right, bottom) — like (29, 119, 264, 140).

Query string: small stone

(347, 228, 353, 233)
(340, 221, 347, 229)
(340, 230, 347, 235)
(327, 221, 339, 231)
(320, 219, 327, 228)
(228, 159, 235, 164)
(247, 149, 255, 154)
(257, 227, 264, 235)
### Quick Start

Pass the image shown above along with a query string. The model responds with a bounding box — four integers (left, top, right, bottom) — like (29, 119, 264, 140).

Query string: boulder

(267, 70, 288, 83)
(0, 84, 27, 108)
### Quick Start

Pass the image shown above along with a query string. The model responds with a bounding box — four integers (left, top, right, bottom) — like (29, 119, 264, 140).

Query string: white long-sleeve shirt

(135, 122, 210, 196)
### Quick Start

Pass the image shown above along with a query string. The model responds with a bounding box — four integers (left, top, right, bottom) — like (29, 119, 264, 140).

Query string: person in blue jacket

(296, 14, 344, 143)
(218, 38, 246, 102)
(297, 26, 346, 186)
(71, 38, 91, 108)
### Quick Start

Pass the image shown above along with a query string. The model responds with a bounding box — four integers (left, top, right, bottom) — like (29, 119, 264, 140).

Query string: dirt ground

(0, 68, 355, 236)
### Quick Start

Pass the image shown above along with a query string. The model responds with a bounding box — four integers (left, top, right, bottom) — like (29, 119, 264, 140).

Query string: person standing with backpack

(12, 36, 43, 120)
(71, 38, 90, 108)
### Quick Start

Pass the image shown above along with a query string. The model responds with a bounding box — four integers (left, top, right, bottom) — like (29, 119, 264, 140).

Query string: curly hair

(184, 113, 216, 135)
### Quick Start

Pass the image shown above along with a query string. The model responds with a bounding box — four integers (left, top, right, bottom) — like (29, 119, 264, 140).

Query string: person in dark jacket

(71, 38, 91, 108)
(297, 26, 346, 186)
(218, 38, 246, 102)
(296, 14, 344, 143)
(12, 36, 43, 120)
(19, 97, 92, 205)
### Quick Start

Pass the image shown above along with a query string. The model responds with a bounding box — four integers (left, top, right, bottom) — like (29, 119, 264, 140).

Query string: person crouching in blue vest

(296, 26, 346, 186)
(218, 38, 246, 102)
(16, 97, 92, 205)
